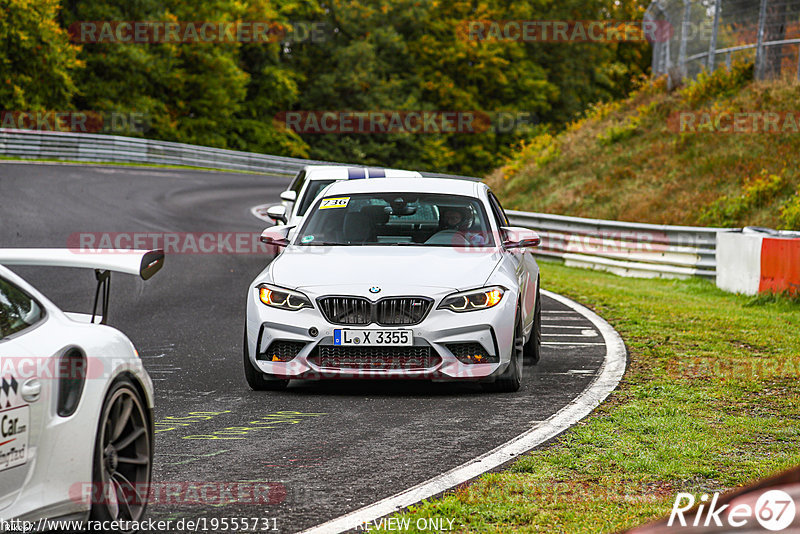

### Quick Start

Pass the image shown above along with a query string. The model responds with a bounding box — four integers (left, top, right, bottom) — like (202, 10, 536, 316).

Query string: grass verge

(486, 63, 800, 230)
(381, 261, 800, 533)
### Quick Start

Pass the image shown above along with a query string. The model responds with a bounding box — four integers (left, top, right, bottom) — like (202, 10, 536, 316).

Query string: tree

(0, 0, 81, 110)
(282, 0, 652, 175)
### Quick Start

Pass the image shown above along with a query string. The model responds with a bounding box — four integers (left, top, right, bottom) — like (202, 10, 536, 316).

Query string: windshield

(295, 193, 495, 247)
(297, 179, 336, 216)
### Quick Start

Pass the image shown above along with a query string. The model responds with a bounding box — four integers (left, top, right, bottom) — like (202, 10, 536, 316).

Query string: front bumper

(245, 288, 517, 381)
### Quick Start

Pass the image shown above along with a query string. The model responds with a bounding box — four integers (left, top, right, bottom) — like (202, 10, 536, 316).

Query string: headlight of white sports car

(257, 283, 313, 311)
(438, 286, 505, 312)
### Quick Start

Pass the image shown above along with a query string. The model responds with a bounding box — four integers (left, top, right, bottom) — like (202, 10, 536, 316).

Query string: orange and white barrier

(717, 230, 800, 296)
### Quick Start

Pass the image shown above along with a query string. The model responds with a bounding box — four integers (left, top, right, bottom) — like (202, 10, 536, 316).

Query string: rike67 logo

(669, 490, 796, 531)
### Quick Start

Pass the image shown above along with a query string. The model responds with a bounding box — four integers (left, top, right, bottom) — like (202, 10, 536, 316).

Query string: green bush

(678, 60, 754, 108)
(701, 170, 788, 226)
(780, 188, 800, 230)
(597, 116, 639, 145)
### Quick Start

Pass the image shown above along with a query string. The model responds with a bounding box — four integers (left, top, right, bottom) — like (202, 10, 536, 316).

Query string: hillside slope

(487, 63, 800, 230)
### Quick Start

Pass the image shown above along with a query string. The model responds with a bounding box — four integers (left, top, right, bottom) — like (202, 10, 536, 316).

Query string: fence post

(644, 5, 661, 77)
(707, 0, 722, 72)
(755, 0, 769, 79)
(678, 0, 691, 78)
(797, 44, 800, 81)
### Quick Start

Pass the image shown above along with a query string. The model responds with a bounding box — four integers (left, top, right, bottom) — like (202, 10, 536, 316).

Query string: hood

(269, 246, 502, 294)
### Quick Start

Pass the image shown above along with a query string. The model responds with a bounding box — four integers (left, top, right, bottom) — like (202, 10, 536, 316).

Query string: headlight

(438, 286, 505, 312)
(257, 284, 312, 311)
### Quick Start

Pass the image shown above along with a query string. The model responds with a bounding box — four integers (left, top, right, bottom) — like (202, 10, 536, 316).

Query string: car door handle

(21, 378, 42, 402)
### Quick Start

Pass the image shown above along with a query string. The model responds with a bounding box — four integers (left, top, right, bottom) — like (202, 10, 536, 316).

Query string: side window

(487, 191, 509, 227)
(289, 170, 307, 195)
(0, 277, 45, 340)
(297, 180, 335, 216)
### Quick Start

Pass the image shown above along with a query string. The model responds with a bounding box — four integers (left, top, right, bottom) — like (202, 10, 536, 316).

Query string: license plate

(0, 405, 29, 472)
(334, 329, 413, 346)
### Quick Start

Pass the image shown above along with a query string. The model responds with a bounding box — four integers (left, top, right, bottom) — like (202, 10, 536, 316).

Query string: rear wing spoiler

(0, 249, 164, 324)
(0, 249, 164, 280)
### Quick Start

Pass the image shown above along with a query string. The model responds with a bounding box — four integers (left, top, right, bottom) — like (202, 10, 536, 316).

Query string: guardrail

(507, 210, 728, 279)
(0, 128, 472, 180)
(1, 128, 729, 279)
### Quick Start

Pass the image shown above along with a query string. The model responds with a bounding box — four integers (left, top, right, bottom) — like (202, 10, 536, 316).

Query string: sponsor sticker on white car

(0, 405, 29, 472)
(319, 197, 350, 209)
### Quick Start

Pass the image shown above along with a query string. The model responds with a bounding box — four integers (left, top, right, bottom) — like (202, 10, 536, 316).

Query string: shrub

(701, 170, 788, 226)
(780, 188, 800, 230)
(678, 60, 754, 108)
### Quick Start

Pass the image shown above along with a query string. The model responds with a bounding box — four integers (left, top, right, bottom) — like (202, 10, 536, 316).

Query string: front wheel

(243, 328, 289, 391)
(89, 377, 152, 530)
(483, 307, 523, 393)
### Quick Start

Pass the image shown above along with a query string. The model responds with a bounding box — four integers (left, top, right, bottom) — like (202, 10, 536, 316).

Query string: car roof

(319, 177, 481, 197)
(303, 166, 422, 181)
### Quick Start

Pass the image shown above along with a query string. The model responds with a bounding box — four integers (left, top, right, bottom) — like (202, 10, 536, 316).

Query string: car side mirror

(502, 227, 541, 249)
(280, 191, 297, 202)
(260, 225, 294, 248)
(266, 205, 288, 224)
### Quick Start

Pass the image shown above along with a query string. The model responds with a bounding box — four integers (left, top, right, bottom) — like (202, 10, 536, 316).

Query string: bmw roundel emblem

(369, 287, 381, 294)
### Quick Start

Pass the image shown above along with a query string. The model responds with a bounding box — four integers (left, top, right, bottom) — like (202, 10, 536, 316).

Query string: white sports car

(264, 165, 422, 227)
(0, 249, 162, 526)
(245, 178, 541, 392)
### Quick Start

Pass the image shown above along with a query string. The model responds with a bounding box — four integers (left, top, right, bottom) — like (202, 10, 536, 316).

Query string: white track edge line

(251, 203, 275, 223)
(298, 289, 628, 534)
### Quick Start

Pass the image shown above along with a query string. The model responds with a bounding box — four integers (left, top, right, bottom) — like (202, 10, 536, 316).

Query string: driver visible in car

(433, 205, 489, 246)
(441, 207, 467, 231)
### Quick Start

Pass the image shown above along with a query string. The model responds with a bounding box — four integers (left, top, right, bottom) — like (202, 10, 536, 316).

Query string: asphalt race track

(0, 162, 616, 533)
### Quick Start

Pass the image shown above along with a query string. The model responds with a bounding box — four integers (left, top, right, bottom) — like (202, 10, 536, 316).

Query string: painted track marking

(298, 289, 627, 534)
(543, 325, 598, 330)
(543, 342, 606, 346)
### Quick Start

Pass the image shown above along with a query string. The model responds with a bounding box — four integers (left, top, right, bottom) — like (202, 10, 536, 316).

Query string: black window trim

(296, 178, 337, 217)
(289, 170, 307, 195)
(487, 190, 510, 228)
(0, 274, 48, 343)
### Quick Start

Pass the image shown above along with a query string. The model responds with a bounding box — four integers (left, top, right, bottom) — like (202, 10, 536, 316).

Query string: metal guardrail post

(797, 44, 800, 80)
(707, 0, 722, 72)
(678, 0, 691, 78)
(755, 0, 770, 79)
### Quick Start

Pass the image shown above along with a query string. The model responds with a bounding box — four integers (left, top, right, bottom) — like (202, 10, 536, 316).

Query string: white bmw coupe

(245, 178, 541, 392)
(0, 249, 162, 527)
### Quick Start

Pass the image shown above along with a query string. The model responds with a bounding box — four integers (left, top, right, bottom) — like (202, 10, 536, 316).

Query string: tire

(243, 328, 289, 391)
(524, 284, 542, 365)
(89, 377, 152, 530)
(482, 306, 524, 393)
